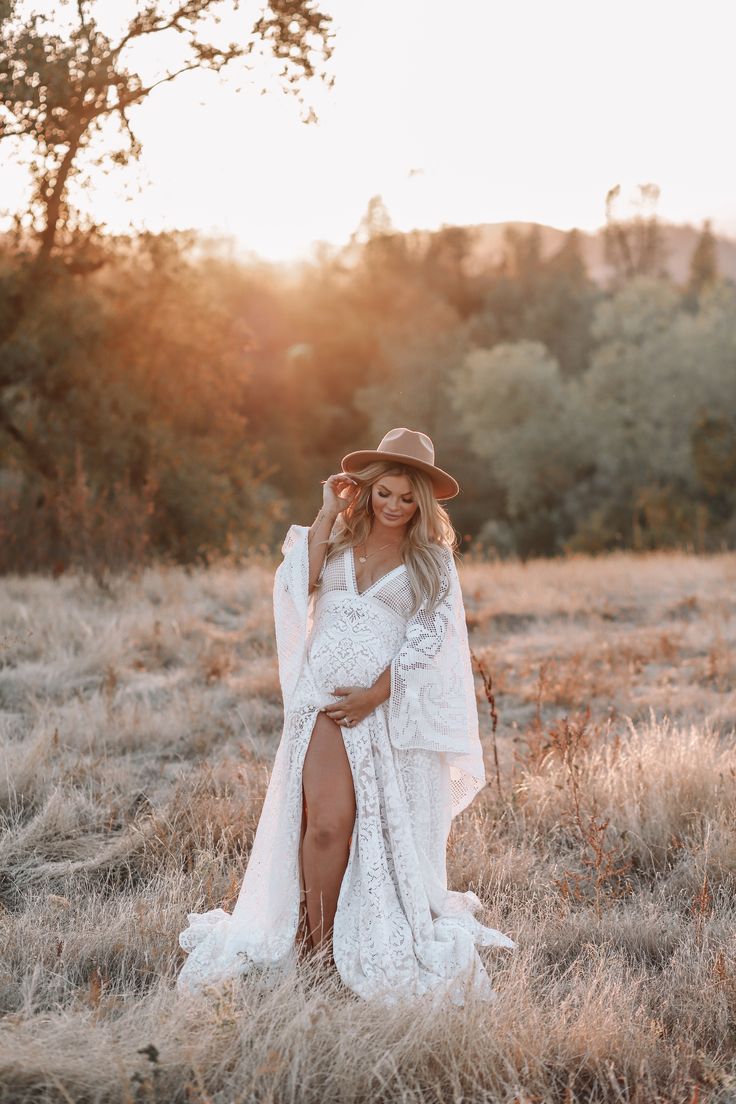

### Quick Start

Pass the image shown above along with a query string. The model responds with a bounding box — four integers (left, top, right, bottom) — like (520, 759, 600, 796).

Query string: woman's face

(370, 473, 419, 530)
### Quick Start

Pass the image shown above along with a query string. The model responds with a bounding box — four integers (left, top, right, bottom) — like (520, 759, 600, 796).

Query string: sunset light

(3, 3, 736, 1096)
(3, 0, 735, 259)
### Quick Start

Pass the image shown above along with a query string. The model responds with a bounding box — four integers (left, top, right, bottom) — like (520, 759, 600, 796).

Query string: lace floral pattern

(176, 525, 516, 1003)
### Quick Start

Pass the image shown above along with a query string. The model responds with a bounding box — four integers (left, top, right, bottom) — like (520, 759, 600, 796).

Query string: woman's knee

(303, 713, 354, 796)
(302, 710, 355, 847)
(305, 802, 355, 850)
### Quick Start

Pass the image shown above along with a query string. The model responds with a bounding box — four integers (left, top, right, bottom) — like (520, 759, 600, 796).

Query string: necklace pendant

(359, 555, 367, 563)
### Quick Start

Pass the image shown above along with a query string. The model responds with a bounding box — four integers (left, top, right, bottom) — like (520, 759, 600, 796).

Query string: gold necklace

(358, 539, 402, 564)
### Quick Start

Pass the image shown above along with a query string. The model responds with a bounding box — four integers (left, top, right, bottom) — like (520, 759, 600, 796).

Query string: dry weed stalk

(534, 661, 549, 735)
(704, 629, 733, 690)
(3, 552, 735, 1103)
(691, 830, 714, 946)
(515, 662, 553, 771)
(546, 714, 634, 916)
(0, 444, 159, 581)
(692, 868, 713, 946)
(470, 648, 503, 801)
(711, 950, 736, 1005)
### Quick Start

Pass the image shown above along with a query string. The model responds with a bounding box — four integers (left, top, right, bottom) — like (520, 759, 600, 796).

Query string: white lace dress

(176, 525, 516, 1004)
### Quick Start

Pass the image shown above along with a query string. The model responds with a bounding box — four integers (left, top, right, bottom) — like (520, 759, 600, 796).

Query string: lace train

(177, 702, 515, 1004)
(176, 525, 516, 1003)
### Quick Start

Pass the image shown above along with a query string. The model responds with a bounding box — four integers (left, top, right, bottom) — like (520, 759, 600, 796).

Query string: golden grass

(1, 550, 735, 1103)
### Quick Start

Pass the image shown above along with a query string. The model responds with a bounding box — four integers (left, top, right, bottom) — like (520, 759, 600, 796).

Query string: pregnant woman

(177, 428, 516, 1004)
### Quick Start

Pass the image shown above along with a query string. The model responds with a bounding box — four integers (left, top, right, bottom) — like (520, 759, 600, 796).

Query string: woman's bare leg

(301, 711, 356, 950)
(296, 790, 310, 954)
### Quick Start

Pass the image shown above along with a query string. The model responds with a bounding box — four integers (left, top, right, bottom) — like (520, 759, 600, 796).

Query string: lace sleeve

(387, 546, 487, 817)
(272, 524, 313, 714)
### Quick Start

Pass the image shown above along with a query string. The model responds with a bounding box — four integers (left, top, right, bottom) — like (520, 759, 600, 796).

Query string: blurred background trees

(0, 0, 331, 573)
(1, 4, 735, 574)
(2, 204, 733, 574)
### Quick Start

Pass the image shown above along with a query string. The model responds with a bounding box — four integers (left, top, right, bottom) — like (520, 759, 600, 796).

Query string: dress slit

(176, 524, 516, 1003)
(298, 708, 360, 939)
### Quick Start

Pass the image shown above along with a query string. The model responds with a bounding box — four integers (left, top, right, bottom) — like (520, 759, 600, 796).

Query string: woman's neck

(368, 518, 406, 545)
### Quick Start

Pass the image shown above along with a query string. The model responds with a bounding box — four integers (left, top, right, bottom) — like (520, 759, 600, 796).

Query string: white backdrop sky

(3, 0, 735, 260)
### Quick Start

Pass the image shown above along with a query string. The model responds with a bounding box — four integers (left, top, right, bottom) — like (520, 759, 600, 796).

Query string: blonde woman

(177, 428, 516, 1003)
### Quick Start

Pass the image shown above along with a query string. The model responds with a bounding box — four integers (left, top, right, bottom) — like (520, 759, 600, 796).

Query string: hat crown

(340, 425, 459, 498)
(377, 427, 435, 466)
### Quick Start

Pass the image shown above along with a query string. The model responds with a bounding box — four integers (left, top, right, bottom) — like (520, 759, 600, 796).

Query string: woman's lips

(384, 513, 402, 520)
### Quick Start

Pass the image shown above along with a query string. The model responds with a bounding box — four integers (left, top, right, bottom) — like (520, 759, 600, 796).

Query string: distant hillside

(467, 219, 736, 286)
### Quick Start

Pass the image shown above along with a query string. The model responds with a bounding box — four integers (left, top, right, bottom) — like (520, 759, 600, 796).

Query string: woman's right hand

(322, 472, 358, 514)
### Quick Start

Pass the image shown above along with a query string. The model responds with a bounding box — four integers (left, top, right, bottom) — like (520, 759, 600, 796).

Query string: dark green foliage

(687, 219, 719, 303)
(3, 216, 736, 570)
(2, 7, 736, 570)
(691, 413, 736, 539)
(603, 183, 668, 284)
(0, 0, 332, 573)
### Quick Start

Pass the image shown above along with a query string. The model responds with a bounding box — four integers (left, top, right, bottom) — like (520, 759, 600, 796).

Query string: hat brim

(341, 450, 460, 499)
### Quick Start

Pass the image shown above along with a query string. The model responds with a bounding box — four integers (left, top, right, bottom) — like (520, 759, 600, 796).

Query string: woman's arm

(307, 504, 339, 592)
(369, 665, 391, 706)
(307, 472, 357, 593)
(374, 551, 454, 707)
(324, 664, 390, 726)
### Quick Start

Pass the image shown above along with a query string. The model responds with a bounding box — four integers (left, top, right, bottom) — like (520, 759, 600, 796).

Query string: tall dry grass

(1, 550, 735, 1103)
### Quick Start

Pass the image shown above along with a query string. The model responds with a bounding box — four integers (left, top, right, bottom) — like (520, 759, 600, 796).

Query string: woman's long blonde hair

(324, 461, 458, 616)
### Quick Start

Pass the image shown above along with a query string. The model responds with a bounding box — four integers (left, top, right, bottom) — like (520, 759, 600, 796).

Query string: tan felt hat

(341, 427, 460, 500)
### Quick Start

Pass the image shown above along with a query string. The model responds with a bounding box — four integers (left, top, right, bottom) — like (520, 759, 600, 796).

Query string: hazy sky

(3, 0, 736, 260)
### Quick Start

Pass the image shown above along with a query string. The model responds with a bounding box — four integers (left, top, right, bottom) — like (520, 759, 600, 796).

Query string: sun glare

(2, 0, 735, 260)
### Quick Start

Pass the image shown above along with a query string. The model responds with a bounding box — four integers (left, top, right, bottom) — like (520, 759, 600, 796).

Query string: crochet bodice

(306, 546, 413, 695)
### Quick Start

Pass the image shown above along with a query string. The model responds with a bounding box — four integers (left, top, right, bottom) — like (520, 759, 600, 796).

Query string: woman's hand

(322, 472, 358, 515)
(325, 685, 380, 728)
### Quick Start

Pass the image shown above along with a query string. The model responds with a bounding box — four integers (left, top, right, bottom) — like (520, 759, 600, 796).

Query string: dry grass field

(1, 550, 735, 1104)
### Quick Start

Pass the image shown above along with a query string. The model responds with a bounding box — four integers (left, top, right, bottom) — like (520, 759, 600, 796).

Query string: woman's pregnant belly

(306, 596, 406, 694)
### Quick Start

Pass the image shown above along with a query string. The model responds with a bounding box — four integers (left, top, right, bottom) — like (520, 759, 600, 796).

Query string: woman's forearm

(307, 504, 338, 591)
(369, 664, 392, 707)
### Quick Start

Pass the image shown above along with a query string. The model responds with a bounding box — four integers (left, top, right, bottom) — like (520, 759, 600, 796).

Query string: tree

(546, 227, 587, 284)
(603, 183, 667, 285)
(0, 230, 287, 569)
(498, 223, 543, 291)
(0, 0, 332, 272)
(420, 225, 481, 319)
(0, 0, 333, 479)
(349, 194, 395, 245)
(692, 414, 736, 498)
(450, 339, 595, 555)
(520, 230, 598, 378)
(687, 218, 719, 300)
(573, 277, 736, 549)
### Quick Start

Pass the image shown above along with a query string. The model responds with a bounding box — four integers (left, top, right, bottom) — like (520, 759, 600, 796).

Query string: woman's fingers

(326, 474, 358, 496)
(321, 473, 358, 514)
(320, 470, 357, 512)
(324, 704, 360, 726)
(327, 687, 363, 723)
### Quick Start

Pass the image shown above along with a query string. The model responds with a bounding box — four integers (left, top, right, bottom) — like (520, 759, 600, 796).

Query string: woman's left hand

(325, 685, 379, 728)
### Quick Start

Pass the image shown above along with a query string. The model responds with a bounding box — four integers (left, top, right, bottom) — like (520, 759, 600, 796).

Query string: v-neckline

(348, 545, 406, 598)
